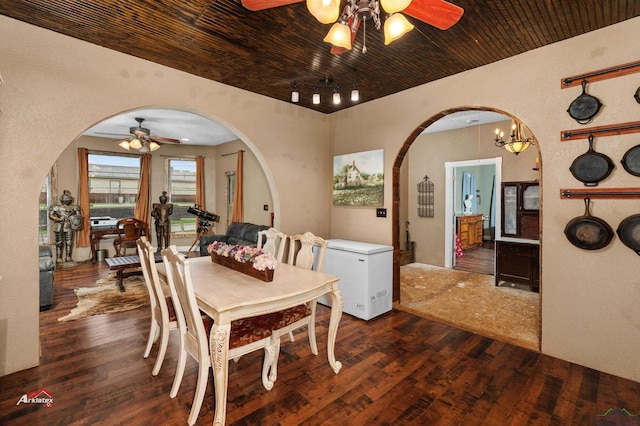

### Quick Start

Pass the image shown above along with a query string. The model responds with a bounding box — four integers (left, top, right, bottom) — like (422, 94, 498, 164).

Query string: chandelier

(494, 121, 533, 155)
(291, 77, 360, 106)
(308, 0, 415, 53)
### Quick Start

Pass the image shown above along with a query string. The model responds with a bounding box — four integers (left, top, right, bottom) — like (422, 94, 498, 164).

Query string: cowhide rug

(397, 263, 540, 350)
(58, 273, 148, 322)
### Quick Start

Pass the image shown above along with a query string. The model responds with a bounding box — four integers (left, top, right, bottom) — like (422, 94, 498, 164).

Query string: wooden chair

(137, 237, 177, 376)
(257, 227, 287, 262)
(274, 232, 329, 355)
(114, 218, 146, 256)
(162, 246, 281, 426)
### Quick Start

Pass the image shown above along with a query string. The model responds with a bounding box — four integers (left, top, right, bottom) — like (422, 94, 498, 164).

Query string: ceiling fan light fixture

(129, 138, 142, 150)
(333, 91, 341, 104)
(313, 92, 321, 105)
(384, 13, 414, 45)
(307, 0, 341, 24)
(118, 140, 131, 150)
(324, 21, 352, 50)
(380, 0, 411, 14)
(149, 141, 161, 152)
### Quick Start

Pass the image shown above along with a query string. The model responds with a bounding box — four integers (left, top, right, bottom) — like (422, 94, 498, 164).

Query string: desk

(182, 256, 343, 426)
(90, 226, 117, 263)
(90, 225, 148, 263)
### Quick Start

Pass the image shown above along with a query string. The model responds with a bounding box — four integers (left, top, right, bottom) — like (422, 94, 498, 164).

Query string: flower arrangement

(207, 241, 277, 271)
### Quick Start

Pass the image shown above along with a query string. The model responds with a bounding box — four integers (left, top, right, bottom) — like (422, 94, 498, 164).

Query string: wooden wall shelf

(560, 188, 640, 199)
(561, 60, 640, 88)
(560, 121, 640, 141)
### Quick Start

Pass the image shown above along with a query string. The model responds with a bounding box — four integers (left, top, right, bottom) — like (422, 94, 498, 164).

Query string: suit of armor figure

(49, 190, 82, 262)
(151, 191, 173, 252)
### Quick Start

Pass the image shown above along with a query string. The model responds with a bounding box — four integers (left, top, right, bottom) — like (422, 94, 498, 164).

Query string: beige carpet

(397, 263, 540, 350)
(58, 274, 148, 322)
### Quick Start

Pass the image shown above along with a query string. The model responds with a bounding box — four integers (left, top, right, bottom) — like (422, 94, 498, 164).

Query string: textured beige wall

(0, 16, 330, 375)
(330, 17, 640, 382)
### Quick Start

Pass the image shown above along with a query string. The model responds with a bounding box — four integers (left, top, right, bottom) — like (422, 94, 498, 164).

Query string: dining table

(174, 255, 344, 426)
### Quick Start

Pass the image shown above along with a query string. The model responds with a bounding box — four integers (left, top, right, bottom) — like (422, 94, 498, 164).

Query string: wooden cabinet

(495, 240, 540, 292)
(456, 214, 483, 250)
(501, 181, 539, 240)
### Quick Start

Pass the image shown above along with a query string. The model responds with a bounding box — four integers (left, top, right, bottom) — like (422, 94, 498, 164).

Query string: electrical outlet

(376, 208, 387, 218)
(263, 204, 269, 211)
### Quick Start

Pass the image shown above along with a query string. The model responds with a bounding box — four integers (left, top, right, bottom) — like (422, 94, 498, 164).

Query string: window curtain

(76, 148, 90, 247)
(461, 171, 477, 213)
(231, 150, 244, 223)
(195, 155, 206, 229)
(134, 153, 152, 236)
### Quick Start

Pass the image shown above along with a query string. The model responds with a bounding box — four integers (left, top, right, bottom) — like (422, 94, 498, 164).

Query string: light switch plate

(376, 208, 387, 218)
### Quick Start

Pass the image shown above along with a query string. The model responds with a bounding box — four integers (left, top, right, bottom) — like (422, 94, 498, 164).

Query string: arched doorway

(392, 106, 542, 350)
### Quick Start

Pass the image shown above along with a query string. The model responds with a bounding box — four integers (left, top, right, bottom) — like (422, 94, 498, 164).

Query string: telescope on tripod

(186, 204, 220, 253)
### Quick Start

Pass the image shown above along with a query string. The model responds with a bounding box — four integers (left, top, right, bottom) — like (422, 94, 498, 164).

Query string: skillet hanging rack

(561, 121, 640, 141)
(561, 188, 640, 199)
(561, 60, 640, 87)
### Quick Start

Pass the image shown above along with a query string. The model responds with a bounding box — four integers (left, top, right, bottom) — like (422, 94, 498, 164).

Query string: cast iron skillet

(569, 134, 614, 186)
(621, 144, 640, 176)
(617, 214, 640, 255)
(564, 197, 614, 250)
(567, 79, 602, 124)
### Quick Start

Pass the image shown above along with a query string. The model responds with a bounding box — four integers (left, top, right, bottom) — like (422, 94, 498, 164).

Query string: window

(167, 158, 197, 235)
(226, 171, 236, 227)
(38, 169, 55, 245)
(88, 153, 140, 219)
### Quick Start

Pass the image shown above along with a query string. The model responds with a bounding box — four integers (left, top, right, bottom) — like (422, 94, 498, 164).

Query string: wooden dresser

(456, 214, 483, 250)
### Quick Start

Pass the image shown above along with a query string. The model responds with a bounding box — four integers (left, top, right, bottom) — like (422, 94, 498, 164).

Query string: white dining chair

(274, 231, 329, 355)
(162, 245, 281, 426)
(257, 227, 287, 262)
(136, 237, 177, 376)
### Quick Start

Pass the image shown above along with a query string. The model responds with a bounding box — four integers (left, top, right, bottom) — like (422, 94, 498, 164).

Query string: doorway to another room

(445, 157, 502, 276)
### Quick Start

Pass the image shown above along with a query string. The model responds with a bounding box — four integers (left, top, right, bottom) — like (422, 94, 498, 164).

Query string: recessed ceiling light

(181, 138, 190, 142)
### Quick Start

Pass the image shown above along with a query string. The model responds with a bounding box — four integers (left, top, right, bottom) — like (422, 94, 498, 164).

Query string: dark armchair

(199, 222, 270, 256)
(39, 246, 55, 310)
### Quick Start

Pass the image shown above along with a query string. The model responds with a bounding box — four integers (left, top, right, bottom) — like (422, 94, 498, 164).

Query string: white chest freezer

(316, 239, 393, 320)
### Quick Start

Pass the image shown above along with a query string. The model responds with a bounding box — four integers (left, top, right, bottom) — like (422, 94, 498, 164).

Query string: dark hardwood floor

(1, 260, 638, 425)
(454, 243, 495, 276)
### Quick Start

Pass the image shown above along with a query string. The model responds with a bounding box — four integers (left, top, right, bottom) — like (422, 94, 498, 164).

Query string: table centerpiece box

(210, 253, 274, 282)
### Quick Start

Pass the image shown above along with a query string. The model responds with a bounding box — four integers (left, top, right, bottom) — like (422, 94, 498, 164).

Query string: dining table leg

(326, 289, 344, 374)
(209, 321, 231, 426)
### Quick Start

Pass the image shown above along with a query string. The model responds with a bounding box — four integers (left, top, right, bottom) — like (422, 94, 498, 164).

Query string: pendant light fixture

(290, 77, 361, 107)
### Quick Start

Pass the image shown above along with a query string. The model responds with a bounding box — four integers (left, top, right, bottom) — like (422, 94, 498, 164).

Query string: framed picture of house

(333, 149, 384, 206)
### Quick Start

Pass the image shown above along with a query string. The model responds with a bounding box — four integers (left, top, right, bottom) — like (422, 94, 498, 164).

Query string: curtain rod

(221, 150, 245, 157)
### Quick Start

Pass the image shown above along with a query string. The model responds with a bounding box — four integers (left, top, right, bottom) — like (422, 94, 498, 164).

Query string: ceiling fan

(240, 0, 463, 54)
(110, 118, 181, 152)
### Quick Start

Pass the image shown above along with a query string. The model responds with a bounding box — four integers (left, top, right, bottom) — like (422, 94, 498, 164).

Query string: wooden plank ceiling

(2, 0, 639, 113)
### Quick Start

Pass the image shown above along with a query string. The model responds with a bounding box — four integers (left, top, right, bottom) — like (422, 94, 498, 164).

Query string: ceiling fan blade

(404, 0, 464, 30)
(241, 0, 303, 11)
(95, 132, 130, 137)
(149, 136, 181, 144)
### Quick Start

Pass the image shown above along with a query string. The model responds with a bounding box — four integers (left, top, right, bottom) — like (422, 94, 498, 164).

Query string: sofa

(39, 246, 55, 310)
(199, 222, 270, 256)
